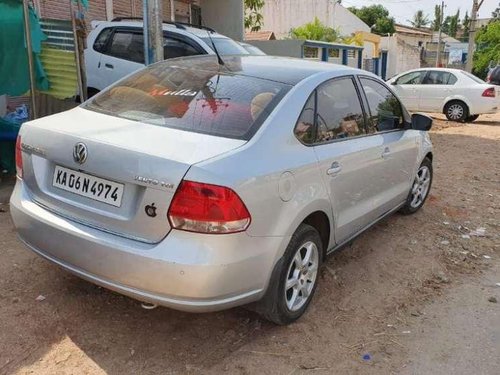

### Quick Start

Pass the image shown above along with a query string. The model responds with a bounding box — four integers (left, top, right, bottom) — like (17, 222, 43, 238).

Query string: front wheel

(444, 101, 468, 122)
(400, 158, 433, 215)
(256, 224, 323, 325)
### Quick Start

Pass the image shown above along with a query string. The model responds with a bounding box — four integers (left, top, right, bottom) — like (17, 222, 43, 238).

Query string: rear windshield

(84, 62, 290, 140)
(200, 37, 249, 55)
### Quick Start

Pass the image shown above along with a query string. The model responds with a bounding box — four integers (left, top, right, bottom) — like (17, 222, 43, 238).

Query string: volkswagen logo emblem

(73, 142, 88, 164)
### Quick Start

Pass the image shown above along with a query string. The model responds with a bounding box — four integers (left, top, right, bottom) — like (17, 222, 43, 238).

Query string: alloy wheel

(410, 165, 431, 208)
(284, 241, 319, 311)
(447, 104, 464, 121)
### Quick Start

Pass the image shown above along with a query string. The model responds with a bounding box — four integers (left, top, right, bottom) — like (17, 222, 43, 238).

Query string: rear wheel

(465, 115, 479, 123)
(444, 101, 468, 122)
(256, 224, 323, 325)
(400, 158, 433, 215)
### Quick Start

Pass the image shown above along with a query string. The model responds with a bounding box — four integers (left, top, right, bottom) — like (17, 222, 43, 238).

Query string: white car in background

(388, 68, 500, 122)
(84, 19, 249, 96)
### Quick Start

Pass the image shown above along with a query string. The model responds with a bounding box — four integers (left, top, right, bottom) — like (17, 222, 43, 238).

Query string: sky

(341, 0, 499, 25)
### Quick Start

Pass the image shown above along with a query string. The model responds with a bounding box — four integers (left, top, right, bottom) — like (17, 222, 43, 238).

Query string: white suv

(84, 19, 249, 95)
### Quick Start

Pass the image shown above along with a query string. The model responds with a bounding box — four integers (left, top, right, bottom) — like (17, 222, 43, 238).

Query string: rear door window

(107, 30, 144, 63)
(422, 70, 455, 85)
(294, 93, 316, 144)
(84, 63, 291, 140)
(315, 77, 366, 142)
(360, 77, 405, 133)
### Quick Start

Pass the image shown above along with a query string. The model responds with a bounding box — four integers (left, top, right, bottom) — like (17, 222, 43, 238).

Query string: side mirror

(411, 113, 433, 131)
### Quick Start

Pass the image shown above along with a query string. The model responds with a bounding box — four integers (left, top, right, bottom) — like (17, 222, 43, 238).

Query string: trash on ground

(362, 353, 372, 361)
(469, 227, 486, 237)
(35, 295, 46, 302)
(440, 240, 450, 245)
(483, 255, 491, 259)
(436, 272, 450, 284)
(495, 283, 500, 287)
(461, 234, 471, 239)
(402, 330, 411, 334)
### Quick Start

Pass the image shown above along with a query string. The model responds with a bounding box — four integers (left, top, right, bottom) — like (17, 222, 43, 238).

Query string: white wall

(381, 36, 421, 79)
(200, 0, 244, 41)
(262, 0, 369, 39)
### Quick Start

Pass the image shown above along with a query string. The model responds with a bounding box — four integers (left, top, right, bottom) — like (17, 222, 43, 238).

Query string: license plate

(52, 166, 124, 207)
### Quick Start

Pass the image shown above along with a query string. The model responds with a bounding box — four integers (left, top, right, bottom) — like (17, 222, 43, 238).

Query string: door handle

(326, 161, 342, 176)
(105, 63, 114, 69)
(381, 147, 391, 159)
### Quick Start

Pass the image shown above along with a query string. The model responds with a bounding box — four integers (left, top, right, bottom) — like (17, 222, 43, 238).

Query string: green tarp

(0, 0, 49, 96)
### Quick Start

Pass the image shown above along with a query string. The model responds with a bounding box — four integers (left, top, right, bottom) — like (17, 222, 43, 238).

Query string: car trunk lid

(20, 107, 246, 243)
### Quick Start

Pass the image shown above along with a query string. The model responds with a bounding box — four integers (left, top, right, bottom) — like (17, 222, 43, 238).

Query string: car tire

(444, 100, 468, 122)
(255, 224, 323, 325)
(465, 115, 479, 123)
(400, 157, 433, 215)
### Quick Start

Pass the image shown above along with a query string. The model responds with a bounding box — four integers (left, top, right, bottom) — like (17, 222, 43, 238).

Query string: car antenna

(206, 29, 225, 67)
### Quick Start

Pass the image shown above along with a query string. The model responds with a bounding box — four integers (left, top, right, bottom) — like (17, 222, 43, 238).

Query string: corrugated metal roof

(40, 19, 75, 51)
(39, 47, 78, 99)
(39, 19, 78, 99)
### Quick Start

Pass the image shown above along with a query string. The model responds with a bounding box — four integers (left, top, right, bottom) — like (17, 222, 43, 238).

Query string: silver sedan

(10, 55, 433, 324)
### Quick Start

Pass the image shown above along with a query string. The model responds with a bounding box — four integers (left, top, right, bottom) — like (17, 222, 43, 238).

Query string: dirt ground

(0, 113, 499, 375)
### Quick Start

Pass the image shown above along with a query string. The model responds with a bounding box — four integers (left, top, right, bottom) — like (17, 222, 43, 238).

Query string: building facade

(261, 0, 369, 39)
(32, 0, 244, 41)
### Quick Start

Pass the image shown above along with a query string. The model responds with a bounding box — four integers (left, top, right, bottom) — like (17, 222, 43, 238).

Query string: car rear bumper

(470, 99, 500, 115)
(10, 180, 286, 312)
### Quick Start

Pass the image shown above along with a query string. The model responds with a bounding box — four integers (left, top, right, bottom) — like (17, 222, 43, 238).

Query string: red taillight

(15, 135, 23, 178)
(482, 87, 496, 97)
(168, 180, 251, 234)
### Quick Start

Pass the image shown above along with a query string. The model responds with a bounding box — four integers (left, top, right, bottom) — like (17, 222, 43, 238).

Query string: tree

(441, 16, 451, 34)
(289, 17, 340, 42)
(409, 10, 430, 28)
(462, 10, 470, 41)
(448, 10, 460, 38)
(245, 0, 265, 32)
(431, 4, 442, 31)
(348, 5, 395, 35)
(473, 21, 500, 78)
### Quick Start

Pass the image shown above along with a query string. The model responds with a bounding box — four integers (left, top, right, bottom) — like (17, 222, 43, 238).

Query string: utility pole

(436, 1, 445, 67)
(170, 0, 175, 22)
(466, 0, 485, 72)
(143, 0, 164, 65)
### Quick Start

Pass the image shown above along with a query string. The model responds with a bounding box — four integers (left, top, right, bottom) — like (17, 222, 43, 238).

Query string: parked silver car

(10, 55, 433, 324)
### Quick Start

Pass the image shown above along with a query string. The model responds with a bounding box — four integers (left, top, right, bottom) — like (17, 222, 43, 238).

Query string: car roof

(93, 20, 228, 38)
(402, 67, 466, 74)
(156, 55, 366, 85)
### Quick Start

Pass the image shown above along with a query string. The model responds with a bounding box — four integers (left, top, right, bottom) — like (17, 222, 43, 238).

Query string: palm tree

(409, 10, 430, 28)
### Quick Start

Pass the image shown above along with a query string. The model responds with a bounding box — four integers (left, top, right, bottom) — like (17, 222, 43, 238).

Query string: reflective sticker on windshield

(149, 88, 198, 97)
